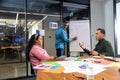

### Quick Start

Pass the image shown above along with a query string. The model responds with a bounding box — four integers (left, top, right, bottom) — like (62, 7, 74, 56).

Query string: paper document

(107, 62, 120, 67)
(33, 62, 60, 70)
(57, 60, 106, 75)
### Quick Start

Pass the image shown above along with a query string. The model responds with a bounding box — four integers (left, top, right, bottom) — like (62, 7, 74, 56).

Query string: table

(1, 46, 21, 60)
(36, 57, 120, 80)
(94, 67, 120, 80)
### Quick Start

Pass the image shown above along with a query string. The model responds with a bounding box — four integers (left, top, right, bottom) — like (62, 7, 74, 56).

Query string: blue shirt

(55, 26, 70, 49)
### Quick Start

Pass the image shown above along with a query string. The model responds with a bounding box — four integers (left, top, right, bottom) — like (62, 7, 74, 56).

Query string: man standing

(79, 28, 114, 57)
(55, 20, 77, 57)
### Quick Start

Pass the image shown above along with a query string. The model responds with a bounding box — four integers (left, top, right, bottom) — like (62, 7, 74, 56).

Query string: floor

(0, 51, 35, 80)
(6, 77, 36, 80)
(0, 62, 32, 80)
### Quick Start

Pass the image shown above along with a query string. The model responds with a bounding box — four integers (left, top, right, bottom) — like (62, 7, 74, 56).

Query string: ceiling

(0, 0, 90, 36)
(0, 0, 90, 19)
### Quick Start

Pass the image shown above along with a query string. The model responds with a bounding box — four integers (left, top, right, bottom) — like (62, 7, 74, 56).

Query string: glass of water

(87, 64, 94, 80)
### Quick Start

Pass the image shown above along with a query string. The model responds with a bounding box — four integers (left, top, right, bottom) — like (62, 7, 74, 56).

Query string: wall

(28, 21, 43, 38)
(104, 0, 115, 52)
(43, 16, 60, 57)
(90, 0, 115, 52)
(116, 1, 120, 55)
(90, 0, 105, 49)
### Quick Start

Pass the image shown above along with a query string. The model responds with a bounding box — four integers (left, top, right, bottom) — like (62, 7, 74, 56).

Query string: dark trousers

(56, 48, 64, 57)
(31, 64, 35, 75)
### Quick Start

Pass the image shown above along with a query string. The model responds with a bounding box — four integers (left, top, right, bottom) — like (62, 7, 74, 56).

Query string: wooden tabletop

(37, 67, 120, 80)
(36, 57, 120, 80)
(94, 67, 120, 80)
(1, 46, 21, 49)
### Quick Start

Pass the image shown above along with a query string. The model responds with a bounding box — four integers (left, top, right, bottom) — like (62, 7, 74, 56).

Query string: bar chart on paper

(69, 20, 91, 52)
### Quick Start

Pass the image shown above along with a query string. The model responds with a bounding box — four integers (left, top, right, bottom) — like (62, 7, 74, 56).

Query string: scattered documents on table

(34, 57, 120, 75)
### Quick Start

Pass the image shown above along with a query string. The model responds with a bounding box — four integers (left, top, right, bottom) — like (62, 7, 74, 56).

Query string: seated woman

(26, 34, 54, 74)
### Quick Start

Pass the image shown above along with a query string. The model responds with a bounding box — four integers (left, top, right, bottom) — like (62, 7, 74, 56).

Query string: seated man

(79, 28, 114, 57)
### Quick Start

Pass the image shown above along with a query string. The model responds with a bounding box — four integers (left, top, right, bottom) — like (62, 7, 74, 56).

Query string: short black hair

(62, 19, 69, 24)
(97, 28, 105, 35)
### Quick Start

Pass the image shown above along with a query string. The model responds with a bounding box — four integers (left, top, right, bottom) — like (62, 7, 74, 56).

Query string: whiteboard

(69, 20, 91, 52)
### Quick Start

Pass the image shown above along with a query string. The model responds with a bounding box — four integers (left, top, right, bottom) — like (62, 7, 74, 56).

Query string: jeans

(56, 48, 64, 57)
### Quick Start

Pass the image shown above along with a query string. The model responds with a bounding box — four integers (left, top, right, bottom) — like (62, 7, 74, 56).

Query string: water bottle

(87, 63, 94, 80)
